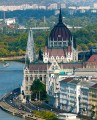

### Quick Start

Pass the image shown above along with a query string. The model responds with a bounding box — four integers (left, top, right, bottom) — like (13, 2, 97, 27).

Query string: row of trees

(0, 30, 48, 57)
(73, 23, 97, 50)
(1, 22, 97, 57)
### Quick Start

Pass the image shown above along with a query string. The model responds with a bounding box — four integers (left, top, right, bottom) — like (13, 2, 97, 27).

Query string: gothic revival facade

(43, 9, 78, 63)
(21, 9, 79, 102)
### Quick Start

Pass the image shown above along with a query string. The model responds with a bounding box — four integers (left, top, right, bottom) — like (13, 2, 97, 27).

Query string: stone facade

(21, 8, 80, 102)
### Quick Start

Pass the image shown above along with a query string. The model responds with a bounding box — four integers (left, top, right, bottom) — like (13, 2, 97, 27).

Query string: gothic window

(51, 56, 54, 60)
(51, 42, 53, 46)
(56, 56, 59, 59)
(58, 35, 61, 37)
(45, 59, 47, 61)
(54, 42, 57, 46)
(40, 76, 42, 81)
(63, 42, 66, 45)
(25, 76, 28, 81)
(61, 56, 64, 59)
(44, 75, 46, 81)
(26, 86, 28, 91)
(30, 76, 33, 81)
(58, 42, 62, 45)
(35, 75, 37, 80)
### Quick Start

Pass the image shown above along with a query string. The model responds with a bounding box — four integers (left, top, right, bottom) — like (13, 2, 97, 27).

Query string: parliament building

(21, 9, 82, 102)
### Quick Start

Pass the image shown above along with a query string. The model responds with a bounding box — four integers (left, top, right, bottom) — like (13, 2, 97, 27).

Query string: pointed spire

(59, 8, 62, 23)
(26, 29, 36, 63)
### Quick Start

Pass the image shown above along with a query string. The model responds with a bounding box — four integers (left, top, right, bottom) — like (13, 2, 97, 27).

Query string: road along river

(0, 61, 25, 120)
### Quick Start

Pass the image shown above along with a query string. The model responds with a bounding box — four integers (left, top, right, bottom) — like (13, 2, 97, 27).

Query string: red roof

(91, 83, 97, 89)
(28, 63, 83, 71)
(62, 63, 83, 69)
(87, 55, 97, 62)
(29, 64, 48, 71)
(44, 47, 65, 57)
(61, 77, 73, 83)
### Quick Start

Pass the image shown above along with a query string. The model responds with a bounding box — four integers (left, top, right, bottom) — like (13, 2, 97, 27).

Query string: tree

(33, 110, 57, 120)
(31, 79, 46, 100)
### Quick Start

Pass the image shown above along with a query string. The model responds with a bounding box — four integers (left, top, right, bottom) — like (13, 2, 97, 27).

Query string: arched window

(25, 76, 28, 81)
(51, 56, 54, 59)
(61, 56, 64, 59)
(26, 86, 28, 91)
(30, 75, 33, 81)
(56, 56, 59, 59)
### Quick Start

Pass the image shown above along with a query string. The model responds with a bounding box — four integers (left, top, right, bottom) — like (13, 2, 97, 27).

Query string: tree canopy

(33, 110, 57, 120)
(31, 79, 47, 100)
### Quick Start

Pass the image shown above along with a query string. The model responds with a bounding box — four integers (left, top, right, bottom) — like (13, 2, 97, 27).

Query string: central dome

(50, 9, 72, 42)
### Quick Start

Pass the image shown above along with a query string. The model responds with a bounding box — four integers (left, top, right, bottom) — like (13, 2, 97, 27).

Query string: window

(51, 56, 54, 59)
(30, 76, 33, 81)
(58, 35, 61, 37)
(45, 59, 48, 61)
(61, 56, 64, 59)
(40, 76, 42, 81)
(26, 87, 28, 91)
(56, 56, 59, 59)
(25, 76, 28, 81)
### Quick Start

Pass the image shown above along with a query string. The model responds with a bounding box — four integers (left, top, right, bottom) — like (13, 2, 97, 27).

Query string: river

(0, 61, 25, 120)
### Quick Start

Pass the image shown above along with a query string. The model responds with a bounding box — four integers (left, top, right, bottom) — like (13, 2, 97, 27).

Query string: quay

(0, 56, 25, 61)
(0, 101, 45, 120)
(0, 88, 45, 120)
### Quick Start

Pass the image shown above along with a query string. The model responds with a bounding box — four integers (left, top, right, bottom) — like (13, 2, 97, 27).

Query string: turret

(26, 30, 36, 63)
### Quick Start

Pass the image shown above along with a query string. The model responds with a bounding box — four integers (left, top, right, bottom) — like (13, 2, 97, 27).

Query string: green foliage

(1, 13, 97, 57)
(33, 110, 57, 120)
(31, 79, 45, 92)
(0, 48, 9, 57)
(34, 31, 49, 53)
(31, 79, 47, 100)
(73, 23, 97, 50)
(0, 30, 48, 57)
(0, 32, 27, 57)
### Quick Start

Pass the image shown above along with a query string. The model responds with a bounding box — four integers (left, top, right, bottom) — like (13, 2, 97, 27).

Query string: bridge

(18, 27, 50, 30)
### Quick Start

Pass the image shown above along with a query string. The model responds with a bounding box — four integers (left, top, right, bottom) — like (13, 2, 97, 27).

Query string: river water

(0, 61, 25, 120)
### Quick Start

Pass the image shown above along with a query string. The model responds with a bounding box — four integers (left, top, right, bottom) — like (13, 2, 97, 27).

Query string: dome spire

(59, 8, 62, 23)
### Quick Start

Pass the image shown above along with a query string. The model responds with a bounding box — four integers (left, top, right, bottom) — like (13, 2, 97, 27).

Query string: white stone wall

(58, 81, 81, 113)
(43, 52, 49, 63)
(76, 85, 81, 113)
(21, 67, 47, 102)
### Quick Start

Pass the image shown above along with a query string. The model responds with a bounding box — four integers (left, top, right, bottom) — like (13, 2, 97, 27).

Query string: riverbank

(0, 101, 45, 120)
(0, 88, 45, 120)
(0, 88, 82, 120)
(0, 56, 25, 61)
